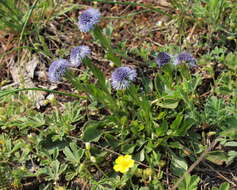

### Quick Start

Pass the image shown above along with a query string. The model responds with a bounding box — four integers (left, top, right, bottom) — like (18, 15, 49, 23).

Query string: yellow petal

(115, 155, 124, 164)
(113, 164, 121, 172)
(120, 166, 129, 173)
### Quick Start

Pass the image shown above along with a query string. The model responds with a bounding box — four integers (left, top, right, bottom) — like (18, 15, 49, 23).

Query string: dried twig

(202, 161, 237, 187)
(172, 139, 218, 190)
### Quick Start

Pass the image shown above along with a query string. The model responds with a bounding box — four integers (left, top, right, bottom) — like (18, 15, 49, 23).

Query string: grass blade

(84, 0, 168, 15)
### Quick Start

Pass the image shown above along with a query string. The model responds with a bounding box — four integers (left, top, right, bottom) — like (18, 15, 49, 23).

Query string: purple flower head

(78, 8, 101, 32)
(111, 67, 137, 90)
(173, 52, 196, 67)
(155, 52, 171, 67)
(70, 46, 91, 67)
(48, 59, 70, 82)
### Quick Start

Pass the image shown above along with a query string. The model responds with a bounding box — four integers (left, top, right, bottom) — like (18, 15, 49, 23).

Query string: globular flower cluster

(48, 59, 70, 82)
(111, 67, 137, 90)
(78, 8, 101, 32)
(155, 52, 171, 67)
(156, 52, 196, 68)
(48, 45, 91, 82)
(173, 52, 196, 67)
(70, 46, 91, 67)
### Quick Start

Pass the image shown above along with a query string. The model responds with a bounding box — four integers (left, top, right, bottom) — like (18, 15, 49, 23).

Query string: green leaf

(67, 72, 118, 112)
(10, 141, 24, 154)
(170, 114, 183, 130)
(154, 75, 165, 95)
(45, 160, 67, 181)
(83, 58, 108, 92)
(82, 121, 103, 142)
(92, 26, 121, 66)
(156, 120, 168, 137)
(219, 182, 230, 190)
(156, 98, 180, 109)
(137, 149, 145, 162)
(175, 118, 195, 136)
(93, 26, 111, 50)
(104, 133, 119, 148)
(211, 182, 230, 190)
(224, 141, 237, 147)
(121, 144, 136, 154)
(227, 151, 237, 164)
(171, 155, 188, 176)
(65, 171, 78, 181)
(105, 50, 121, 66)
(206, 151, 228, 165)
(63, 142, 84, 166)
(178, 64, 191, 81)
(178, 174, 200, 190)
(220, 125, 237, 138)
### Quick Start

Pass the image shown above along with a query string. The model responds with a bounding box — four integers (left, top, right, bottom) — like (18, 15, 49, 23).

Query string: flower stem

(93, 26, 121, 66)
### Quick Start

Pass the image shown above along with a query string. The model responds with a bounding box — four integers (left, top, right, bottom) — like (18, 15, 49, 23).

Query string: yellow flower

(113, 155, 134, 173)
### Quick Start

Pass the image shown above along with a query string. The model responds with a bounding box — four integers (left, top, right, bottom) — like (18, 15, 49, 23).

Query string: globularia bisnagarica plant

(1, 1, 237, 189)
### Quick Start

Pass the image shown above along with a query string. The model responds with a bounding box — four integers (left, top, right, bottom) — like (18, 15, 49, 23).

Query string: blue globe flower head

(70, 46, 91, 67)
(78, 8, 101, 32)
(173, 52, 196, 67)
(111, 67, 137, 90)
(48, 59, 70, 82)
(155, 52, 171, 67)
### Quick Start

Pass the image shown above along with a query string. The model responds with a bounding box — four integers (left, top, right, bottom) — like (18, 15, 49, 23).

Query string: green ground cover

(0, 0, 237, 189)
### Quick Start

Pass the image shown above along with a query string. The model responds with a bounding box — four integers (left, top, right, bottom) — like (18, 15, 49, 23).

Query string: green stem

(93, 26, 121, 66)
(0, 87, 86, 99)
(93, 26, 111, 50)
(20, 0, 39, 41)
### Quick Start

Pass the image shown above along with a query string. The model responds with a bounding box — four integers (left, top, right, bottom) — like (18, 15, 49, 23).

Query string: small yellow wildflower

(113, 155, 134, 173)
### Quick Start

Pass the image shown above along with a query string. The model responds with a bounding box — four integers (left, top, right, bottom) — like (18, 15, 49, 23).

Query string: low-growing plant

(1, 2, 237, 189)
